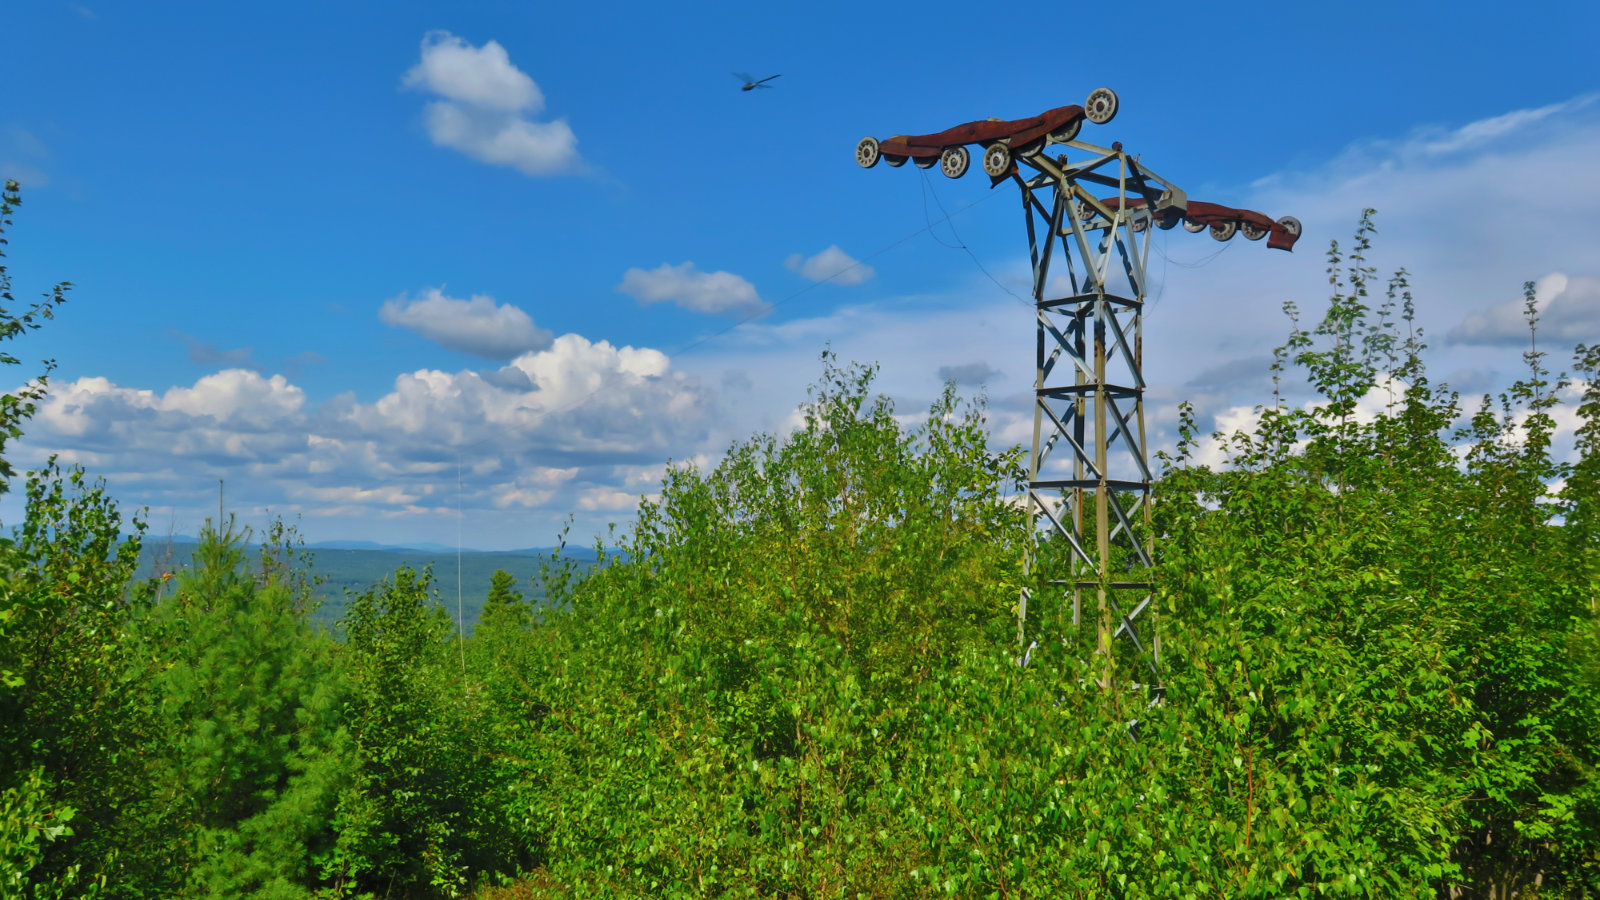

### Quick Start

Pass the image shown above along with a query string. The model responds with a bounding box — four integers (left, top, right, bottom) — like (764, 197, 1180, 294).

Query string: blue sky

(3, 0, 1598, 549)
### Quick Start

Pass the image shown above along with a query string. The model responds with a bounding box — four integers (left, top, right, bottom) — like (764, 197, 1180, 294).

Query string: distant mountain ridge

(136, 535, 587, 556)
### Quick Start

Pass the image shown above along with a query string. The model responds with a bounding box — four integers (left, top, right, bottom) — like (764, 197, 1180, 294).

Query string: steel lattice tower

(1010, 143, 1179, 688)
(854, 89, 1299, 690)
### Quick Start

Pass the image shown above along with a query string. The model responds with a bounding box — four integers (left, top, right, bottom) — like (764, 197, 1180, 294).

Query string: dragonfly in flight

(734, 72, 781, 91)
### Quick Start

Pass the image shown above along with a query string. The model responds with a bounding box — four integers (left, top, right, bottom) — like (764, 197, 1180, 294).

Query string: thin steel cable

(919, 169, 1033, 309)
(1152, 231, 1235, 269)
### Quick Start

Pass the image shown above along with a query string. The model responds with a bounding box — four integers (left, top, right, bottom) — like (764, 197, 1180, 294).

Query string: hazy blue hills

(135, 539, 600, 628)
(141, 536, 571, 555)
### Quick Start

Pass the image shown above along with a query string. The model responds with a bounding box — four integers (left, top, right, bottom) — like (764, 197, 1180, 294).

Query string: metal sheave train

(854, 88, 1301, 252)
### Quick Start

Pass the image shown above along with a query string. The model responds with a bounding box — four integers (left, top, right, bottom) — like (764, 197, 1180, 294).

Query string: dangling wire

(920, 169, 1033, 309)
(1153, 231, 1235, 269)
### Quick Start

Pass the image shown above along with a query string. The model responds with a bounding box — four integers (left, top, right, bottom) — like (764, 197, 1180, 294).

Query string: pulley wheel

(982, 143, 1012, 177)
(855, 137, 880, 169)
(1085, 87, 1119, 125)
(1050, 117, 1082, 144)
(1210, 221, 1238, 242)
(940, 146, 970, 179)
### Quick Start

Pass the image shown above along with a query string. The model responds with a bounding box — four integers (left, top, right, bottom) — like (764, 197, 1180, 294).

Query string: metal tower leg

(1016, 144, 1164, 692)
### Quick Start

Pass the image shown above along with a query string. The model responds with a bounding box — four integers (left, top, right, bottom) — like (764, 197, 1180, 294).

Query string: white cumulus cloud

(617, 262, 767, 315)
(785, 245, 875, 285)
(402, 31, 580, 176)
(12, 334, 716, 548)
(379, 288, 554, 360)
(1446, 273, 1600, 347)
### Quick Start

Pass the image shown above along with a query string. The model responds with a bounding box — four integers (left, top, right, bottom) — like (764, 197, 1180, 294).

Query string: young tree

(329, 567, 530, 896)
(480, 568, 526, 630)
(136, 518, 351, 898)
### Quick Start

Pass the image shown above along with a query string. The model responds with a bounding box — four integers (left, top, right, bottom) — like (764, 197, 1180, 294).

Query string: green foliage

(1146, 214, 1598, 896)
(482, 222, 1597, 898)
(481, 569, 528, 630)
(135, 518, 351, 899)
(0, 180, 69, 492)
(0, 461, 148, 896)
(329, 566, 532, 897)
(503, 355, 1033, 896)
(0, 181, 132, 898)
(0, 767, 98, 900)
(1564, 342, 1600, 597)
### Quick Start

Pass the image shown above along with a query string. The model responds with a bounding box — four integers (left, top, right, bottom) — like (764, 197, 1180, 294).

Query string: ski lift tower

(855, 89, 1300, 689)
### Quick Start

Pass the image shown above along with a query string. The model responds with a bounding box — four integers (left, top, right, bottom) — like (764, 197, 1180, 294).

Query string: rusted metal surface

(882, 105, 1085, 156)
(1096, 196, 1302, 251)
(856, 89, 1114, 177)
(1175, 200, 1301, 251)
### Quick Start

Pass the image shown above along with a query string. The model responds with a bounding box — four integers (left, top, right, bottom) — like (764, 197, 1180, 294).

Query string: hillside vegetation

(2, 183, 1597, 898)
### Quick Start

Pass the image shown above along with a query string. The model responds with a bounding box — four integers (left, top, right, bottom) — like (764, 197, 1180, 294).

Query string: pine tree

(138, 518, 350, 897)
(480, 568, 526, 630)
